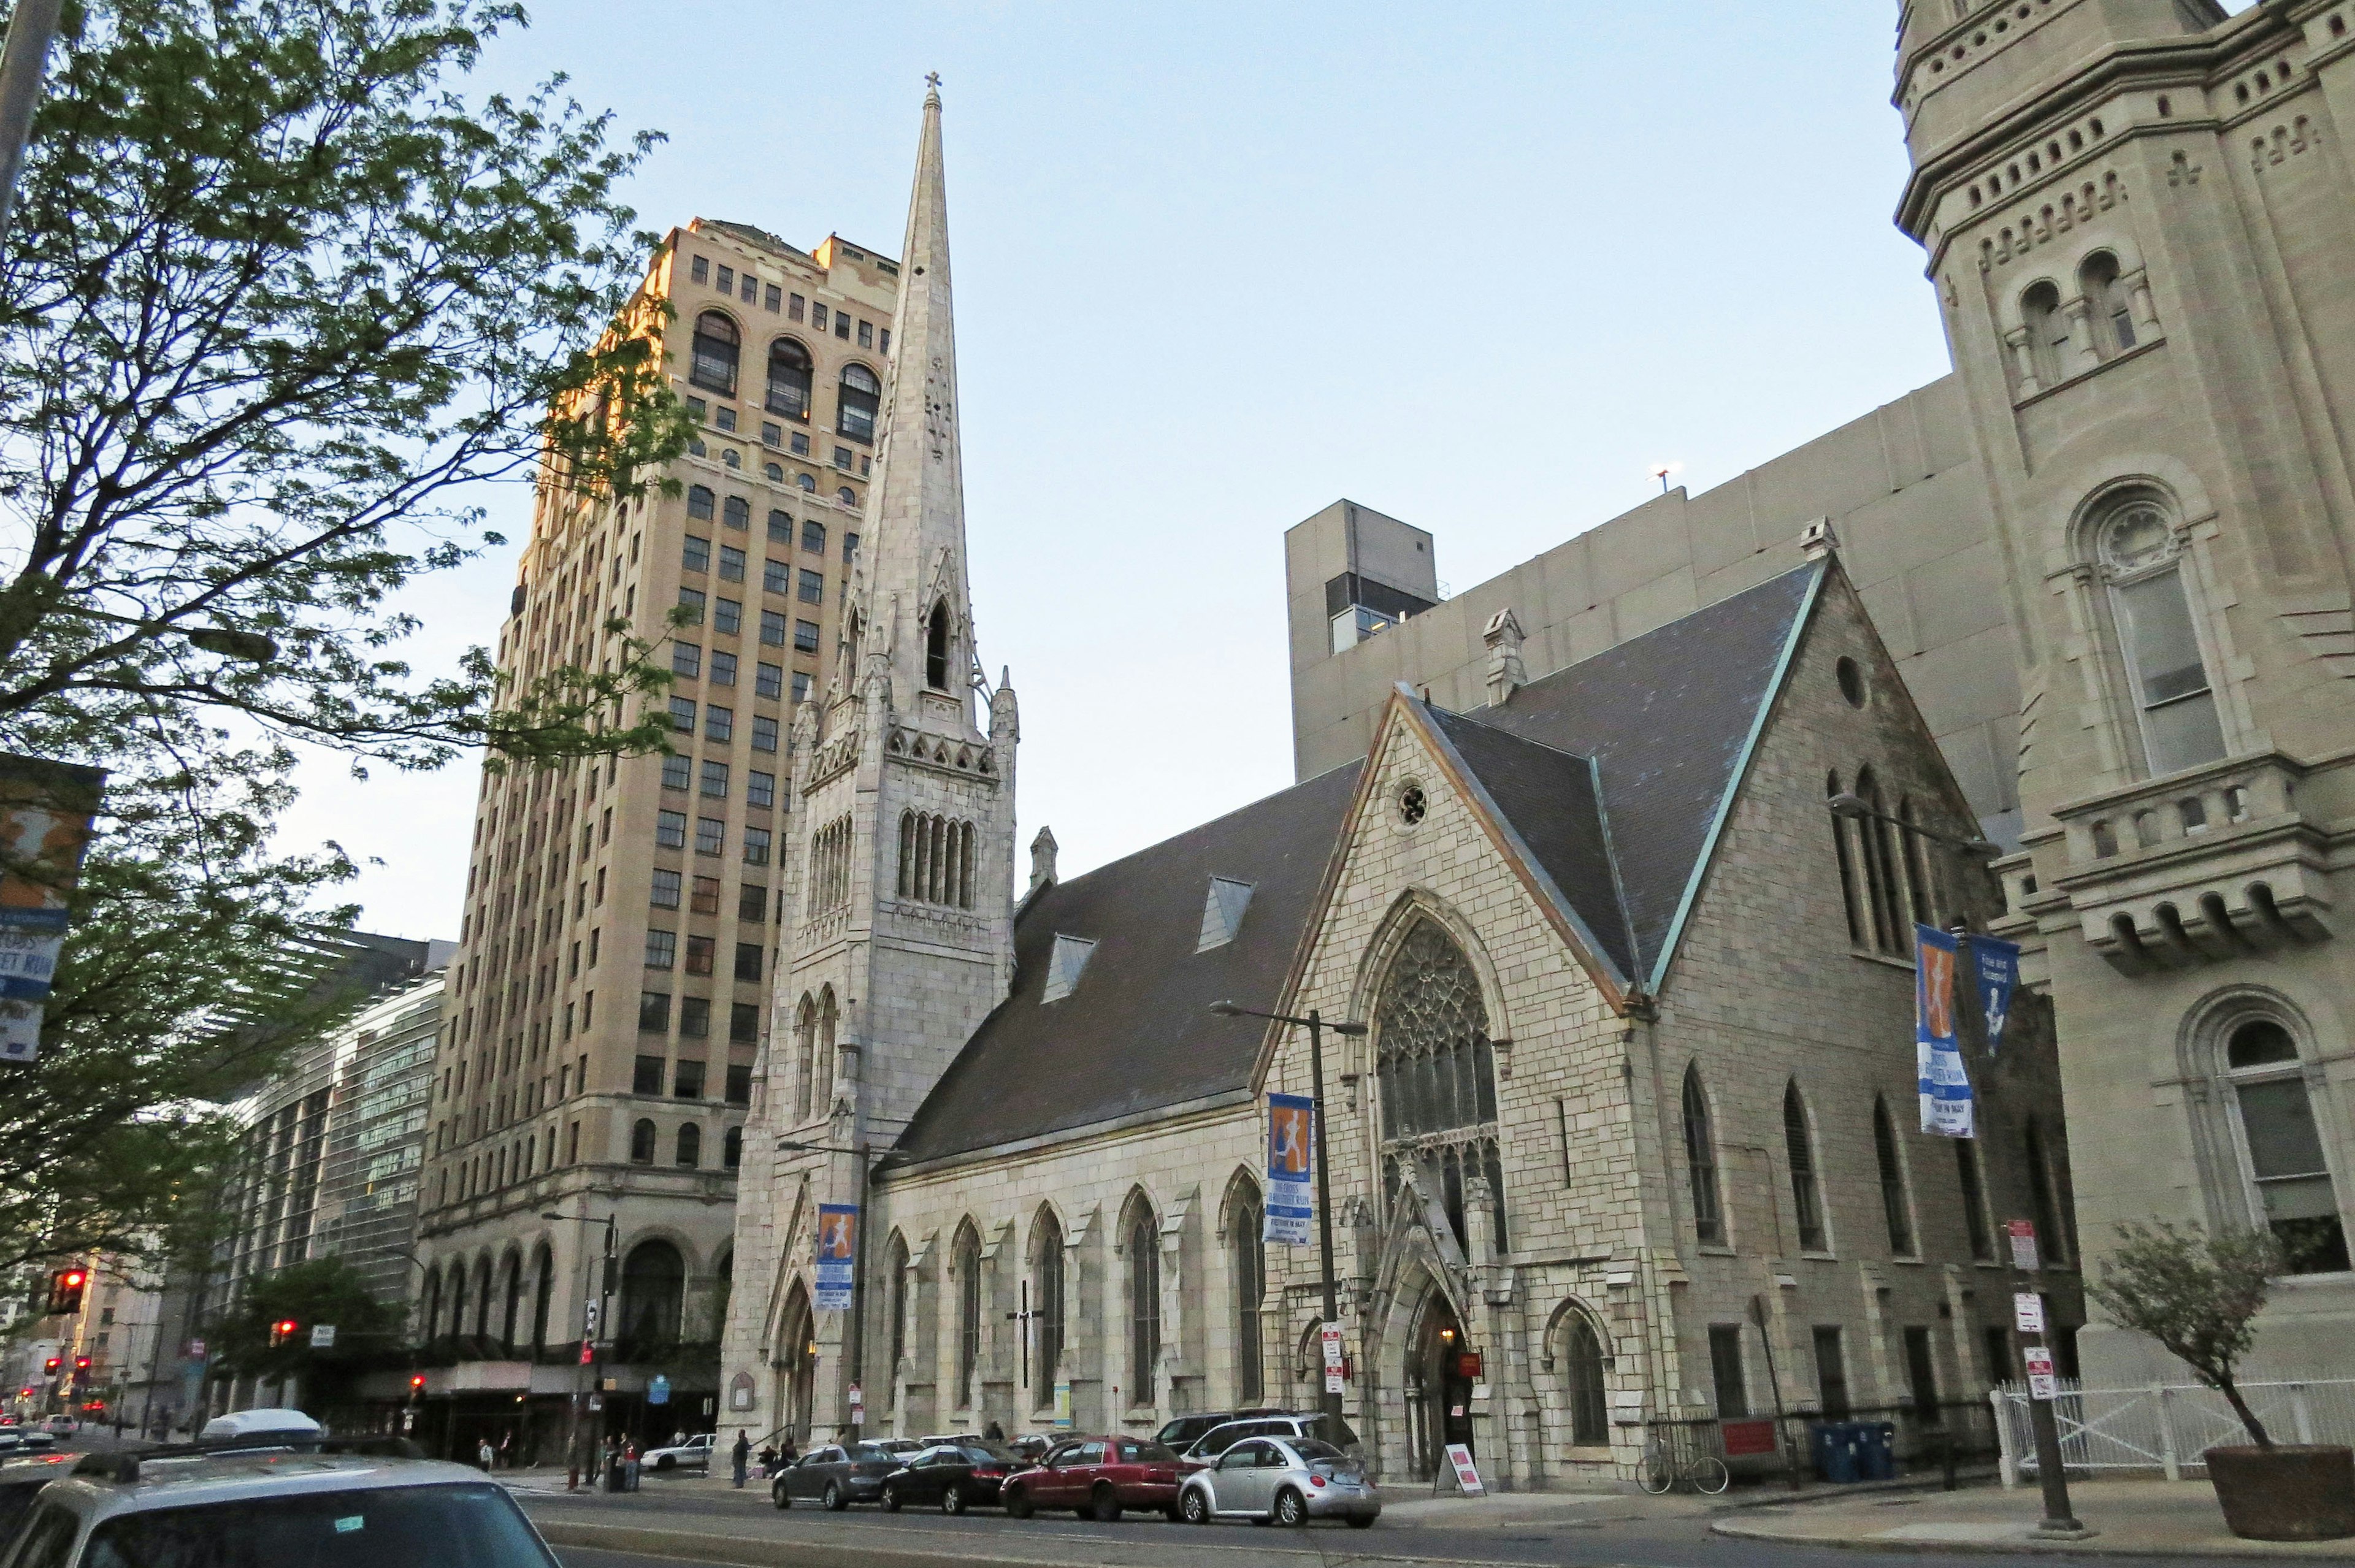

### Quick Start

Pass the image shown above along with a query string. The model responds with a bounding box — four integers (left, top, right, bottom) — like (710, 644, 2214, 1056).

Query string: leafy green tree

(206, 1257, 400, 1387)
(0, 0, 689, 775)
(2087, 1221, 2284, 1448)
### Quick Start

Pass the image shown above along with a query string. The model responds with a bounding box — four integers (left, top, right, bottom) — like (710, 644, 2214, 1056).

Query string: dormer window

(1042, 935, 1097, 1003)
(1196, 877, 1255, 952)
(925, 600, 951, 690)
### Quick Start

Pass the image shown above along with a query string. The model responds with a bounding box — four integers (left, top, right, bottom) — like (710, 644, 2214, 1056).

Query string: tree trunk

(2217, 1374, 2274, 1450)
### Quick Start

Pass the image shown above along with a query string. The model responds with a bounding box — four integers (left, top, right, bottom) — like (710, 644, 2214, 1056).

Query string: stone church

(718, 83, 2085, 1487)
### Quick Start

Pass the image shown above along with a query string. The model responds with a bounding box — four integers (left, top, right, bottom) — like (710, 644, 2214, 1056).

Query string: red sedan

(1001, 1435, 1198, 1521)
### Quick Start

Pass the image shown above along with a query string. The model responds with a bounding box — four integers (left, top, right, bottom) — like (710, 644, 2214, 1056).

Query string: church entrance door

(777, 1283, 817, 1443)
(1406, 1294, 1473, 1481)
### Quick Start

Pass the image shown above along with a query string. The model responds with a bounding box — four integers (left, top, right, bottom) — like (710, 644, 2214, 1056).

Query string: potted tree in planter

(2088, 1222, 2353, 1541)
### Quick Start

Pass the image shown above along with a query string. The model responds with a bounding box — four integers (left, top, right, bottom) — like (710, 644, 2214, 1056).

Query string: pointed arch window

(2022, 281, 2069, 388)
(1561, 1310, 1609, 1445)
(925, 600, 952, 690)
(1374, 918, 1506, 1256)
(816, 988, 839, 1109)
(955, 1225, 983, 1409)
(690, 311, 740, 396)
(2089, 495, 2225, 777)
(1874, 1096, 1915, 1256)
(792, 995, 816, 1122)
(2220, 1018, 2351, 1274)
(1784, 1083, 1826, 1252)
(886, 1234, 910, 1373)
(1127, 1200, 1161, 1406)
(1898, 797, 1935, 927)
(1031, 1209, 1065, 1401)
(1853, 769, 1906, 955)
(767, 338, 813, 420)
(1232, 1181, 1266, 1404)
(2024, 1115, 2069, 1265)
(1682, 1066, 1724, 1245)
(838, 364, 881, 444)
(1828, 771, 1865, 946)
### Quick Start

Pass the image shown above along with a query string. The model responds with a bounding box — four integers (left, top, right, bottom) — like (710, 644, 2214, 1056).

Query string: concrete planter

(2205, 1445, 2355, 1541)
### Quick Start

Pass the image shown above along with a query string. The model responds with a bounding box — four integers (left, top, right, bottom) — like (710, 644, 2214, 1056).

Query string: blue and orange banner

(1264, 1093, 1314, 1245)
(1915, 925, 1975, 1138)
(815, 1204, 859, 1311)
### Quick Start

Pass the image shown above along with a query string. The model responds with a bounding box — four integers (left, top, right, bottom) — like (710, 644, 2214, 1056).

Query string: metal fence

(1993, 1378, 2355, 1485)
(1645, 1399, 2001, 1483)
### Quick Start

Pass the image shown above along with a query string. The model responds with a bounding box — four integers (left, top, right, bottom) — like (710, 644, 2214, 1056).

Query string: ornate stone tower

(721, 80, 1019, 1438)
(1897, 0, 2355, 1381)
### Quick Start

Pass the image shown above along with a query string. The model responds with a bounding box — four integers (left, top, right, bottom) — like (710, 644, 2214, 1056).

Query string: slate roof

(893, 761, 1362, 1165)
(890, 560, 1822, 1163)
(1442, 560, 1821, 988)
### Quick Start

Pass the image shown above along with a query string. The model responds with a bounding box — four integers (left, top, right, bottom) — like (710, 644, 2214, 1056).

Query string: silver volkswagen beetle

(1177, 1435, 1377, 1528)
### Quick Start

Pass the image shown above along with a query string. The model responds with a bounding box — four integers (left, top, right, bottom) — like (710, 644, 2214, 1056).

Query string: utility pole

(0, 0, 63, 247)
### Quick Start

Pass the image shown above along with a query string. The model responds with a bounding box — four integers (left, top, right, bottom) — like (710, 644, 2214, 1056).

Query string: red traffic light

(41, 1358, 58, 1375)
(275, 1320, 298, 1335)
(409, 1374, 426, 1391)
(61, 1271, 83, 1288)
(72, 1356, 90, 1371)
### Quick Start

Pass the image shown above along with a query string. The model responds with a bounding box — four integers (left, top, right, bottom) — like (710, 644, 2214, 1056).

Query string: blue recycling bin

(1810, 1421, 1861, 1483)
(1858, 1421, 1897, 1481)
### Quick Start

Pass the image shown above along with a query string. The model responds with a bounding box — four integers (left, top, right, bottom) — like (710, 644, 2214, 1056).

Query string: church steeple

(845, 75, 978, 734)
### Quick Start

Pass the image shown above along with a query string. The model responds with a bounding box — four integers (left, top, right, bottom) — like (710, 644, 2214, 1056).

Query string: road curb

(1709, 1516, 2355, 1561)
(535, 1519, 1059, 1568)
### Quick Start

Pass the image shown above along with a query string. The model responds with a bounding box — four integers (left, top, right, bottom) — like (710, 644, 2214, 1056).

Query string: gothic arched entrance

(775, 1282, 817, 1442)
(1406, 1293, 1473, 1481)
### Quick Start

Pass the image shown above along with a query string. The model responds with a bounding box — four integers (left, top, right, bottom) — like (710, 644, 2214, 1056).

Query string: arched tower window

(925, 600, 952, 691)
(838, 364, 881, 444)
(1231, 1179, 1266, 1404)
(816, 987, 838, 1110)
(619, 1240, 686, 1353)
(423, 1268, 443, 1344)
(2221, 1019, 2350, 1274)
(2080, 253, 2137, 353)
(500, 1253, 523, 1353)
(1784, 1082, 1826, 1252)
(629, 1119, 656, 1165)
(886, 1233, 910, 1374)
(676, 1123, 701, 1168)
(690, 311, 740, 396)
(1561, 1309, 1609, 1446)
(767, 338, 813, 419)
(1682, 1066, 1723, 1245)
(2089, 494, 2225, 776)
(954, 1223, 983, 1410)
(792, 995, 816, 1122)
(531, 1244, 554, 1356)
(1031, 1209, 1065, 1401)
(2022, 281, 2069, 388)
(1373, 918, 1506, 1256)
(723, 1126, 742, 1170)
(1874, 1097, 1915, 1256)
(1125, 1196, 1160, 1406)
(447, 1265, 467, 1343)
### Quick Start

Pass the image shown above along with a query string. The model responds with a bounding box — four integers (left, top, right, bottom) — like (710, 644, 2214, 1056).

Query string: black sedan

(878, 1443, 1025, 1515)
(770, 1442, 901, 1510)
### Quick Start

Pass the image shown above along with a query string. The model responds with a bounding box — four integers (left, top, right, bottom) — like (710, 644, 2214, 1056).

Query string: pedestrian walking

(477, 1437, 494, 1472)
(983, 1418, 1005, 1441)
(732, 1428, 751, 1488)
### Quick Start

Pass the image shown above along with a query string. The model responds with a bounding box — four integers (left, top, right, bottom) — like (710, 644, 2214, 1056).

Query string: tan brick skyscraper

(416, 212, 902, 1449)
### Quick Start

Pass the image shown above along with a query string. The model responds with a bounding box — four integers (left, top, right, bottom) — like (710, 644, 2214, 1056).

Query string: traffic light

(41, 1358, 58, 1376)
(269, 1318, 300, 1348)
(71, 1356, 90, 1385)
(408, 1374, 426, 1397)
(45, 1269, 86, 1315)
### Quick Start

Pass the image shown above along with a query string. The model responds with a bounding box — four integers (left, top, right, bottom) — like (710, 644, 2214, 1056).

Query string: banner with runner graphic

(1969, 935, 2021, 1056)
(1915, 925, 1975, 1138)
(1263, 1093, 1314, 1245)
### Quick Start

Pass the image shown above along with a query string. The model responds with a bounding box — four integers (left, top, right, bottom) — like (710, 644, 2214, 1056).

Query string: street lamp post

(777, 1139, 875, 1441)
(542, 1210, 617, 1491)
(1209, 1001, 1368, 1431)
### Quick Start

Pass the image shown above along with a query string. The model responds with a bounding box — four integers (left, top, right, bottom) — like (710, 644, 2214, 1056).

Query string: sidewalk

(1713, 1477, 2355, 1558)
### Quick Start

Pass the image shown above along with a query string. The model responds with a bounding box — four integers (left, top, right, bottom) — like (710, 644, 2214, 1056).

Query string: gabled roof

(892, 762, 1362, 1165)
(1422, 560, 1823, 994)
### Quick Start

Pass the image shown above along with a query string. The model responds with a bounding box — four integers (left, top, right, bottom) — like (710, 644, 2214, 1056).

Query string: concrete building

(718, 84, 2081, 1490)
(419, 213, 899, 1454)
(1290, 1, 2355, 1386)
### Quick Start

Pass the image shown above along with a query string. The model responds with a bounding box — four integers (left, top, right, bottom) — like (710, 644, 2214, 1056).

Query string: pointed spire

(854, 77, 975, 729)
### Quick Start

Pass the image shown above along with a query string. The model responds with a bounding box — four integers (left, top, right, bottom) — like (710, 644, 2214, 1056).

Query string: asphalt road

(524, 1484, 2045, 1568)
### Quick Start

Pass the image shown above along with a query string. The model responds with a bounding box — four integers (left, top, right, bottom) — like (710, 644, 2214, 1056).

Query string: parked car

(14, 1430, 56, 1452)
(1005, 1432, 1055, 1463)
(42, 1417, 76, 1437)
(770, 1442, 901, 1510)
(1155, 1409, 1282, 1453)
(879, 1442, 1024, 1515)
(1180, 1413, 1361, 1463)
(1001, 1435, 1196, 1522)
(0, 1453, 77, 1540)
(1178, 1435, 1378, 1529)
(642, 1432, 713, 1472)
(916, 1432, 983, 1447)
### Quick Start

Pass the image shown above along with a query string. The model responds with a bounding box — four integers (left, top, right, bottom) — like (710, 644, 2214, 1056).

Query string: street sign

(2023, 1344, 2058, 1401)
(1444, 1443, 1485, 1496)
(848, 1382, 864, 1416)
(401, 1410, 415, 1432)
(2007, 1219, 2040, 1271)
(2013, 1293, 2045, 1334)
(583, 1302, 599, 1333)
(647, 1375, 669, 1407)
(1321, 1323, 1344, 1392)
(184, 1339, 204, 1360)
(578, 1339, 592, 1366)
(309, 1325, 336, 1350)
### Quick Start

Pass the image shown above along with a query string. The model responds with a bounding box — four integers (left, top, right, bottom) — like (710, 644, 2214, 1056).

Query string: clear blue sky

(282, 1, 2100, 939)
